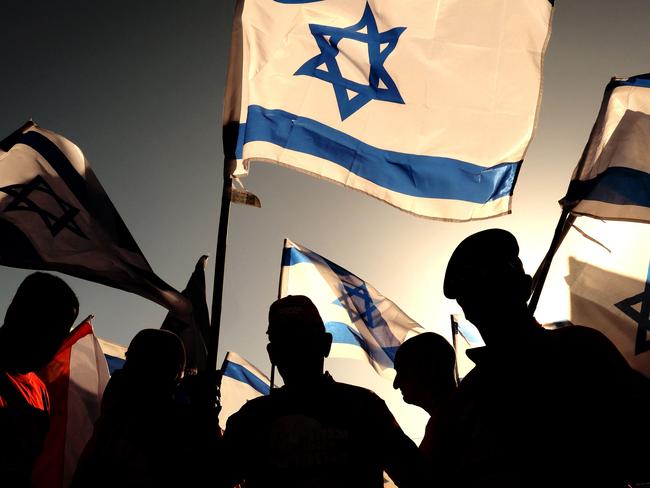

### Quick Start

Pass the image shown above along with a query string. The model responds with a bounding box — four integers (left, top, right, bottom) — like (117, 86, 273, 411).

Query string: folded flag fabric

(219, 351, 271, 429)
(32, 318, 110, 488)
(280, 239, 424, 377)
(161, 256, 210, 373)
(451, 313, 484, 382)
(224, 0, 553, 220)
(567, 256, 650, 378)
(561, 74, 650, 223)
(0, 122, 190, 316)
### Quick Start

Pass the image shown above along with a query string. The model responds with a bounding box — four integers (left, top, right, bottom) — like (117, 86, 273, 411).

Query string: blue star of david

(295, 2, 406, 120)
(337, 282, 380, 327)
(615, 262, 650, 355)
(0, 175, 88, 239)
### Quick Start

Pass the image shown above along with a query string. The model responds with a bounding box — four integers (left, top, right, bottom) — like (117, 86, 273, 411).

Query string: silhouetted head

(393, 333, 456, 413)
(267, 295, 332, 387)
(124, 329, 186, 392)
(1, 272, 79, 372)
(444, 229, 533, 344)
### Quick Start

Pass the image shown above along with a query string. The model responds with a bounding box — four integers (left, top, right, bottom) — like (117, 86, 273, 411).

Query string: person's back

(221, 295, 427, 488)
(72, 329, 218, 488)
(440, 229, 650, 488)
(0, 273, 78, 488)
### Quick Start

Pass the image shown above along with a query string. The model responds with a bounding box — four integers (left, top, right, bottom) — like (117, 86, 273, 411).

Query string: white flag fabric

(280, 239, 424, 377)
(561, 74, 650, 223)
(567, 256, 650, 378)
(451, 313, 484, 382)
(219, 351, 271, 429)
(224, 0, 553, 221)
(0, 122, 190, 316)
(97, 337, 127, 375)
(33, 319, 110, 488)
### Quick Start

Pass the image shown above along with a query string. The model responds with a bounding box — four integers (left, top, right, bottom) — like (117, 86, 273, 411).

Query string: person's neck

(481, 314, 539, 348)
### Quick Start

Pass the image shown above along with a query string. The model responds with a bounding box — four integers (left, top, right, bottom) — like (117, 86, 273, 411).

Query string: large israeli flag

(280, 239, 424, 377)
(219, 352, 271, 429)
(561, 74, 650, 223)
(224, 0, 554, 221)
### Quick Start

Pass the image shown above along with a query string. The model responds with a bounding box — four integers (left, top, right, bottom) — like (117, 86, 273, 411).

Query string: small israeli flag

(280, 239, 424, 377)
(224, 0, 554, 220)
(219, 352, 271, 428)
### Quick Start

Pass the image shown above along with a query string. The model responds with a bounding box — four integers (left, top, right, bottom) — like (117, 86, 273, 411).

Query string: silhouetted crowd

(1, 229, 649, 487)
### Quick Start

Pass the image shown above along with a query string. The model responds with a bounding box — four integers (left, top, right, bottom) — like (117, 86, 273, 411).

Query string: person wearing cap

(220, 295, 429, 488)
(392, 333, 457, 469)
(440, 228, 650, 488)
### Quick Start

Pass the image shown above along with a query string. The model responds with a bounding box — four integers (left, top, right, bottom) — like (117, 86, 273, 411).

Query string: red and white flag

(32, 318, 110, 488)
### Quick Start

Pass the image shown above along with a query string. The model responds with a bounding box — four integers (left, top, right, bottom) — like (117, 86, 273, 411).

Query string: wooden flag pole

(207, 160, 234, 406)
(528, 208, 576, 315)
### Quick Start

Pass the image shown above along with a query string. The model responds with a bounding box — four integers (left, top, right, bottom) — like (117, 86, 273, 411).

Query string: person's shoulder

(329, 380, 381, 401)
(547, 325, 616, 350)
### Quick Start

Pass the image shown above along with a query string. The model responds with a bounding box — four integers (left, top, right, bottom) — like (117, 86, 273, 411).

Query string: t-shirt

(222, 373, 426, 488)
(437, 325, 650, 488)
(0, 371, 51, 488)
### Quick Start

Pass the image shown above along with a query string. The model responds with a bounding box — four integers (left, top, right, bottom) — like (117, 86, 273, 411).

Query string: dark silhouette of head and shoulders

(441, 228, 650, 488)
(221, 295, 428, 488)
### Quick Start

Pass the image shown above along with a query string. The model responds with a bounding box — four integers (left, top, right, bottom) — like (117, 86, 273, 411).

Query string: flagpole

(207, 160, 234, 405)
(269, 239, 288, 392)
(528, 208, 576, 315)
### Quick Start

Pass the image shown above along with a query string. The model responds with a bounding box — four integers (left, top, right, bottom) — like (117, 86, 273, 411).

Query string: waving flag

(280, 239, 424, 376)
(33, 318, 110, 488)
(0, 122, 190, 315)
(161, 256, 210, 373)
(97, 337, 127, 375)
(224, 0, 553, 220)
(567, 256, 650, 378)
(219, 352, 271, 429)
(561, 74, 650, 223)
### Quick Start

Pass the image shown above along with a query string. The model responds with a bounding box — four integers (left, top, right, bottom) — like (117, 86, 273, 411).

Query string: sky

(2, 0, 650, 439)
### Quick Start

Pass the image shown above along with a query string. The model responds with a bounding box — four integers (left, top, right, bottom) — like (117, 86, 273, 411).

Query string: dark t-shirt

(222, 373, 426, 488)
(437, 325, 650, 488)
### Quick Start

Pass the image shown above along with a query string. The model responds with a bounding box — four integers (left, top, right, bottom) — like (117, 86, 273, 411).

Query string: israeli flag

(224, 0, 553, 221)
(280, 239, 424, 377)
(561, 74, 650, 223)
(219, 352, 271, 428)
(97, 337, 127, 375)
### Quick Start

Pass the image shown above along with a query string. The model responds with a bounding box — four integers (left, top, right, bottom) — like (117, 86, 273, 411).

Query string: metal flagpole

(207, 160, 234, 406)
(528, 208, 576, 315)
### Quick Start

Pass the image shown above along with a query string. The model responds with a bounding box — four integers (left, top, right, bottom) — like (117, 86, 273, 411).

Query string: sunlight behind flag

(219, 352, 271, 429)
(224, 0, 553, 221)
(561, 74, 650, 223)
(280, 239, 424, 377)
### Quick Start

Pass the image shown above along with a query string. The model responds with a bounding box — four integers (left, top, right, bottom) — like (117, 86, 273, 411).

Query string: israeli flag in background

(219, 351, 271, 428)
(280, 239, 424, 377)
(561, 74, 650, 223)
(224, 0, 554, 221)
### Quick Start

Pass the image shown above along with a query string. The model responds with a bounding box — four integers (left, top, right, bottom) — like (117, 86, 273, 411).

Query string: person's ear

(322, 332, 333, 358)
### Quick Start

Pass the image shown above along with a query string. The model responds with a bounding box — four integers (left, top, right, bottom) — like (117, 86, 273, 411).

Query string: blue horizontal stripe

(564, 166, 650, 208)
(325, 321, 367, 348)
(105, 355, 125, 375)
(236, 105, 520, 203)
(611, 73, 650, 90)
(223, 361, 270, 396)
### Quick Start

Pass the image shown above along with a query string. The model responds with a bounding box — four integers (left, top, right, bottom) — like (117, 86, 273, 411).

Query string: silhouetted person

(221, 295, 429, 488)
(393, 332, 456, 466)
(440, 228, 650, 488)
(72, 329, 219, 488)
(0, 272, 79, 488)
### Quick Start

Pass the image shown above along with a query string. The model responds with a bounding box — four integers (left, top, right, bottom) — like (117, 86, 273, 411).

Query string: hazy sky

(2, 0, 650, 438)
